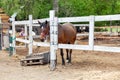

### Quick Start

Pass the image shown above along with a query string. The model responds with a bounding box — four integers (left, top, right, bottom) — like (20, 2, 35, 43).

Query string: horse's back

(63, 23, 76, 32)
(60, 23, 77, 44)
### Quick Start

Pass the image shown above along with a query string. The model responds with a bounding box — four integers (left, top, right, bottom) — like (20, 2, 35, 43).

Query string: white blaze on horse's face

(41, 26, 44, 30)
(40, 24, 46, 41)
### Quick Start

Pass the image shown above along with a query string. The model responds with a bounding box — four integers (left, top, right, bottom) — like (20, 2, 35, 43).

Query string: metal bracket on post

(89, 15, 95, 50)
(49, 10, 58, 71)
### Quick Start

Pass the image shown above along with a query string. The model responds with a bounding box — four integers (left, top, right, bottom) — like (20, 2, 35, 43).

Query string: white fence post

(0, 17, 2, 50)
(28, 15, 33, 55)
(12, 17, 16, 55)
(54, 17, 58, 49)
(24, 24, 28, 48)
(89, 15, 95, 50)
(49, 10, 58, 70)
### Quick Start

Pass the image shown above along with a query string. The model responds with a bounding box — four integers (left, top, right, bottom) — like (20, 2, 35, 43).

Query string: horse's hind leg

(60, 49, 65, 65)
(66, 42, 71, 63)
(69, 49, 72, 63)
(66, 49, 72, 64)
(66, 49, 69, 63)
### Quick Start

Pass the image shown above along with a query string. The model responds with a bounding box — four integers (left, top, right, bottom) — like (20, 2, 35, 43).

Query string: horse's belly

(58, 32, 76, 44)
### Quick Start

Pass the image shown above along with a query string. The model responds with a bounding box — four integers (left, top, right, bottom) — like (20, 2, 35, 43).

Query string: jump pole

(49, 10, 58, 70)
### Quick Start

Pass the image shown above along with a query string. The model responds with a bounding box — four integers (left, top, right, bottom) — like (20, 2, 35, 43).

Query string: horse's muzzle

(40, 33, 46, 42)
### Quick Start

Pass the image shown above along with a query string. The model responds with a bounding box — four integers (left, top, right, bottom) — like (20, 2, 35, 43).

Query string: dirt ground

(0, 35, 120, 80)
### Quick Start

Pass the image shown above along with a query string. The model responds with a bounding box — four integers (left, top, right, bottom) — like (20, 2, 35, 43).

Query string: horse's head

(38, 20, 50, 42)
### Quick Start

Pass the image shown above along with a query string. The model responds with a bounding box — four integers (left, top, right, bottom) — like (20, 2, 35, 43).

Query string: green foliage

(0, 0, 52, 20)
(0, 0, 120, 25)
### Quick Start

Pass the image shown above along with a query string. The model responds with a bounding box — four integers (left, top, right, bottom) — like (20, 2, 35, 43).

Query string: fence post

(24, 24, 28, 48)
(89, 15, 95, 50)
(12, 17, 16, 55)
(28, 15, 33, 55)
(54, 17, 58, 50)
(49, 10, 58, 70)
(0, 17, 2, 50)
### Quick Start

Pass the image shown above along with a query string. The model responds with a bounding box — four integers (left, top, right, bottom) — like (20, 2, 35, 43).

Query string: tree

(0, 0, 120, 21)
(53, 0, 59, 15)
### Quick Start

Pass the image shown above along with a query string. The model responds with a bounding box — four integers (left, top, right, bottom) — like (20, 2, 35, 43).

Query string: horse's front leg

(60, 49, 65, 65)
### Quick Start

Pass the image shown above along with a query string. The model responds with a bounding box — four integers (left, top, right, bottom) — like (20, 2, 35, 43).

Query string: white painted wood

(14, 18, 49, 25)
(89, 16, 95, 50)
(33, 41, 50, 47)
(0, 17, 2, 50)
(16, 37, 120, 53)
(59, 14, 120, 23)
(15, 23, 89, 27)
(33, 23, 89, 27)
(77, 33, 89, 36)
(49, 10, 57, 70)
(50, 10, 56, 60)
(14, 21, 29, 25)
(16, 38, 50, 47)
(16, 38, 29, 44)
(24, 24, 28, 48)
(28, 15, 33, 55)
(53, 17, 58, 49)
(74, 24, 89, 27)
(58, 16, 90, 23)
(58, 44, 90, 50)
(95, 14, 120, 21)
(58, 44, 120, 53)
(14, 14, 120, 25)
(94, 46, 120, 53)
(12, 17, 16, 55)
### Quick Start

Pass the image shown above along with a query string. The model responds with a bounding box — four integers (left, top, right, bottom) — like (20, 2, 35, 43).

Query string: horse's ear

(38, 21, 41, 24)
(45, 20, 48, 24)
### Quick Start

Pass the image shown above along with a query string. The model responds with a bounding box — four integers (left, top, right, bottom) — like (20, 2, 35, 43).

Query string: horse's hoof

(62, 65, 66, 69)
(68, 63, 72, 66)
(66, 62, 72, 66)
(66, 60, 69, 63)
(62, 62, 65, 65)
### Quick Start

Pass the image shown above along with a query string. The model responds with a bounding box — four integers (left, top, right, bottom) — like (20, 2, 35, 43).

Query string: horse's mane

(58, 23, 63, 28)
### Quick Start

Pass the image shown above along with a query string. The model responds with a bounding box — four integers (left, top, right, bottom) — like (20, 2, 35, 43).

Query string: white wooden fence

(11, 10, 120, 70)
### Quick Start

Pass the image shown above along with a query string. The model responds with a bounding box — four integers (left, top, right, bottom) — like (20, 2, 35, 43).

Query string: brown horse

(38, 20, 77, 65)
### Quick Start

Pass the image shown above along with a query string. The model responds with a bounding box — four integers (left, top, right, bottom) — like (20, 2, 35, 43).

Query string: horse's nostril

(40, 39, 44, 42)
